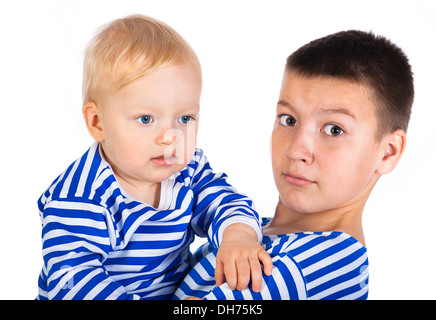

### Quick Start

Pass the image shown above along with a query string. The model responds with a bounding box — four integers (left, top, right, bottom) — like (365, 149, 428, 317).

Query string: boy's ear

(376, 129, 407, 175)
(82, 101, 104, 142)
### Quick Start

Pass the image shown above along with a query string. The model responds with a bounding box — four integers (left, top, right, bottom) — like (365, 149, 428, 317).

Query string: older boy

(37, 15, 271, 300)
(174, 30, 414, 300)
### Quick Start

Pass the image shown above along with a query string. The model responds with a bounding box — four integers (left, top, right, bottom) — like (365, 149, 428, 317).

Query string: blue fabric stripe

(82, 148, 103, 200)
(51, 161, 75, 199)
(67, 149, 89, 198)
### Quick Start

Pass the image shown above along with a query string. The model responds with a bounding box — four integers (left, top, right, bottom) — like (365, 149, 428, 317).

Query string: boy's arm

(189, 150, 272, 291)
(40, 200, 141, 300)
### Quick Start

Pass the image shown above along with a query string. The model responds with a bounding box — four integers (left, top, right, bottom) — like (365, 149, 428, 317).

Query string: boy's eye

(324, 124, 344, 136)
(179, 116, 192, 124)
(279, 114, 297, 127)
(136, 115, 153, 124)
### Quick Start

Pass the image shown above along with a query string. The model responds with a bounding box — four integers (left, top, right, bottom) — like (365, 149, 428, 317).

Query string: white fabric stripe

(62, 268, 103, 299)
(310, 265, 368, 300)
(293, 235, 343, 262)
(44, 241, 107, 270)
(75, 146, 96, 198)
(282, 255, 307, 299)
(59, 157, 81, 199)
(306, 251, 368, 291)
(44, 199, 107, 216)
(302, 243, 359, 276)
(129, 231, 186, 241)
(42, 215, 106, 231)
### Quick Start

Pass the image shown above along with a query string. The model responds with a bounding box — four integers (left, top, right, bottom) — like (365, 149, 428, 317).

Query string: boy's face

(97, 63, 202, 186)
(271, 72, 385, 214)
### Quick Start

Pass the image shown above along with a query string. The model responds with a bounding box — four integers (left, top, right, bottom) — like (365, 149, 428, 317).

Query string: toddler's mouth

(151, 155, 176, 166)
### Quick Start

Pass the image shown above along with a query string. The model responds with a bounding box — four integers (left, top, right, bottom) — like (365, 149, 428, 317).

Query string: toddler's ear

(83, 101, 104, 142)
(376, 129, 407, 175)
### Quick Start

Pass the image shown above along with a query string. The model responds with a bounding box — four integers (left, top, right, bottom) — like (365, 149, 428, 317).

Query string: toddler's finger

(249, 255, 263, 292)
(259, 250, 273, 276)
(214, 260, 225, 287)
(235, 257, 251, 291)
(223, 260, 237, 290)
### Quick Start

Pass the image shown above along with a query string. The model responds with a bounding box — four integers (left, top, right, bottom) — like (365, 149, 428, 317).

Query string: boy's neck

(265, 200, 366, 247)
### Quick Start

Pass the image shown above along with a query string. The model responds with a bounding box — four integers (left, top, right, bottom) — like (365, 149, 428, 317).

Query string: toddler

(37, 14, 271, 300)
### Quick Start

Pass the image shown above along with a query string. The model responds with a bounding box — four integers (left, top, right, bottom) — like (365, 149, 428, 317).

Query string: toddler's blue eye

(279, 115, 297, 127)
(179, 116, 192, 124)
(136, 115, 153, 124)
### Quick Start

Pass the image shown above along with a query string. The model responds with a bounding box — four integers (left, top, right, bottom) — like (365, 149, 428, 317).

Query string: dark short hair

(286, 30, 414, 137)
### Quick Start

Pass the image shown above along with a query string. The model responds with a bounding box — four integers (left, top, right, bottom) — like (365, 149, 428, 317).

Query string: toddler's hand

(215, 223, 273, 292)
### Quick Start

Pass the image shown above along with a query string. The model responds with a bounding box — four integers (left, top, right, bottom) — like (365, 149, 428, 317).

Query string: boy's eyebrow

(321, 107, 356, 120)
(277, 100, 290, 107)
(278, 100, 356, 120)
(277, 100, 294, 110)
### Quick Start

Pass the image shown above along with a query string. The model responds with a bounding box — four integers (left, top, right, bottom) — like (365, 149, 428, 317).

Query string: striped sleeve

(188, 149, 262, 247)
(39, 198, 141, 300)
(173, 231, 369, 300)
(173, 249, 307, 300)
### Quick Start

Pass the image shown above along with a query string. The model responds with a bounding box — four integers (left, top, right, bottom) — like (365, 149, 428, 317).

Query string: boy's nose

(286, 127, 314, 165)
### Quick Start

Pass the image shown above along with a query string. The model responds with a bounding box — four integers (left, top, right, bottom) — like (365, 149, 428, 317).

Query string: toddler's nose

(156, 127, 182, 146)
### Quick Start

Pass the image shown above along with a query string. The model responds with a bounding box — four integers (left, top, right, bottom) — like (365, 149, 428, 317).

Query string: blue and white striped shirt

(37, 142, 261, 300)
(174, 218, 369, 300)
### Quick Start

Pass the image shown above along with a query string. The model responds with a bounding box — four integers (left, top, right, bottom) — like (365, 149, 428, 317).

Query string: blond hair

(82, 14, 200, 105)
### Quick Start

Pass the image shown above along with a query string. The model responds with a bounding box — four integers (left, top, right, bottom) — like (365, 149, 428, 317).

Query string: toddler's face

(271, 72, 385, 214)
(98, 63, 201, 186)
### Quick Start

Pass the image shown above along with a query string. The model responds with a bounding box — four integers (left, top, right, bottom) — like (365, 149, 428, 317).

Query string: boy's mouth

(283, 172, 315, 187)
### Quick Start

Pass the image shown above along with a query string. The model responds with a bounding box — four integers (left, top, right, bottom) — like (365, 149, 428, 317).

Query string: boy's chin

(279, 194, 323, 215)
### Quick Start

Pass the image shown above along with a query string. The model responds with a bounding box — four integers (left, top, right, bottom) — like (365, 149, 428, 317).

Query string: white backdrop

(0, 0, 435, 300)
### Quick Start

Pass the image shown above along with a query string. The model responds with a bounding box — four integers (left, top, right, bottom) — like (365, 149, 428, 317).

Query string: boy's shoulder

(260, 226, 368, 299)
(263, 228, 366, 258)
